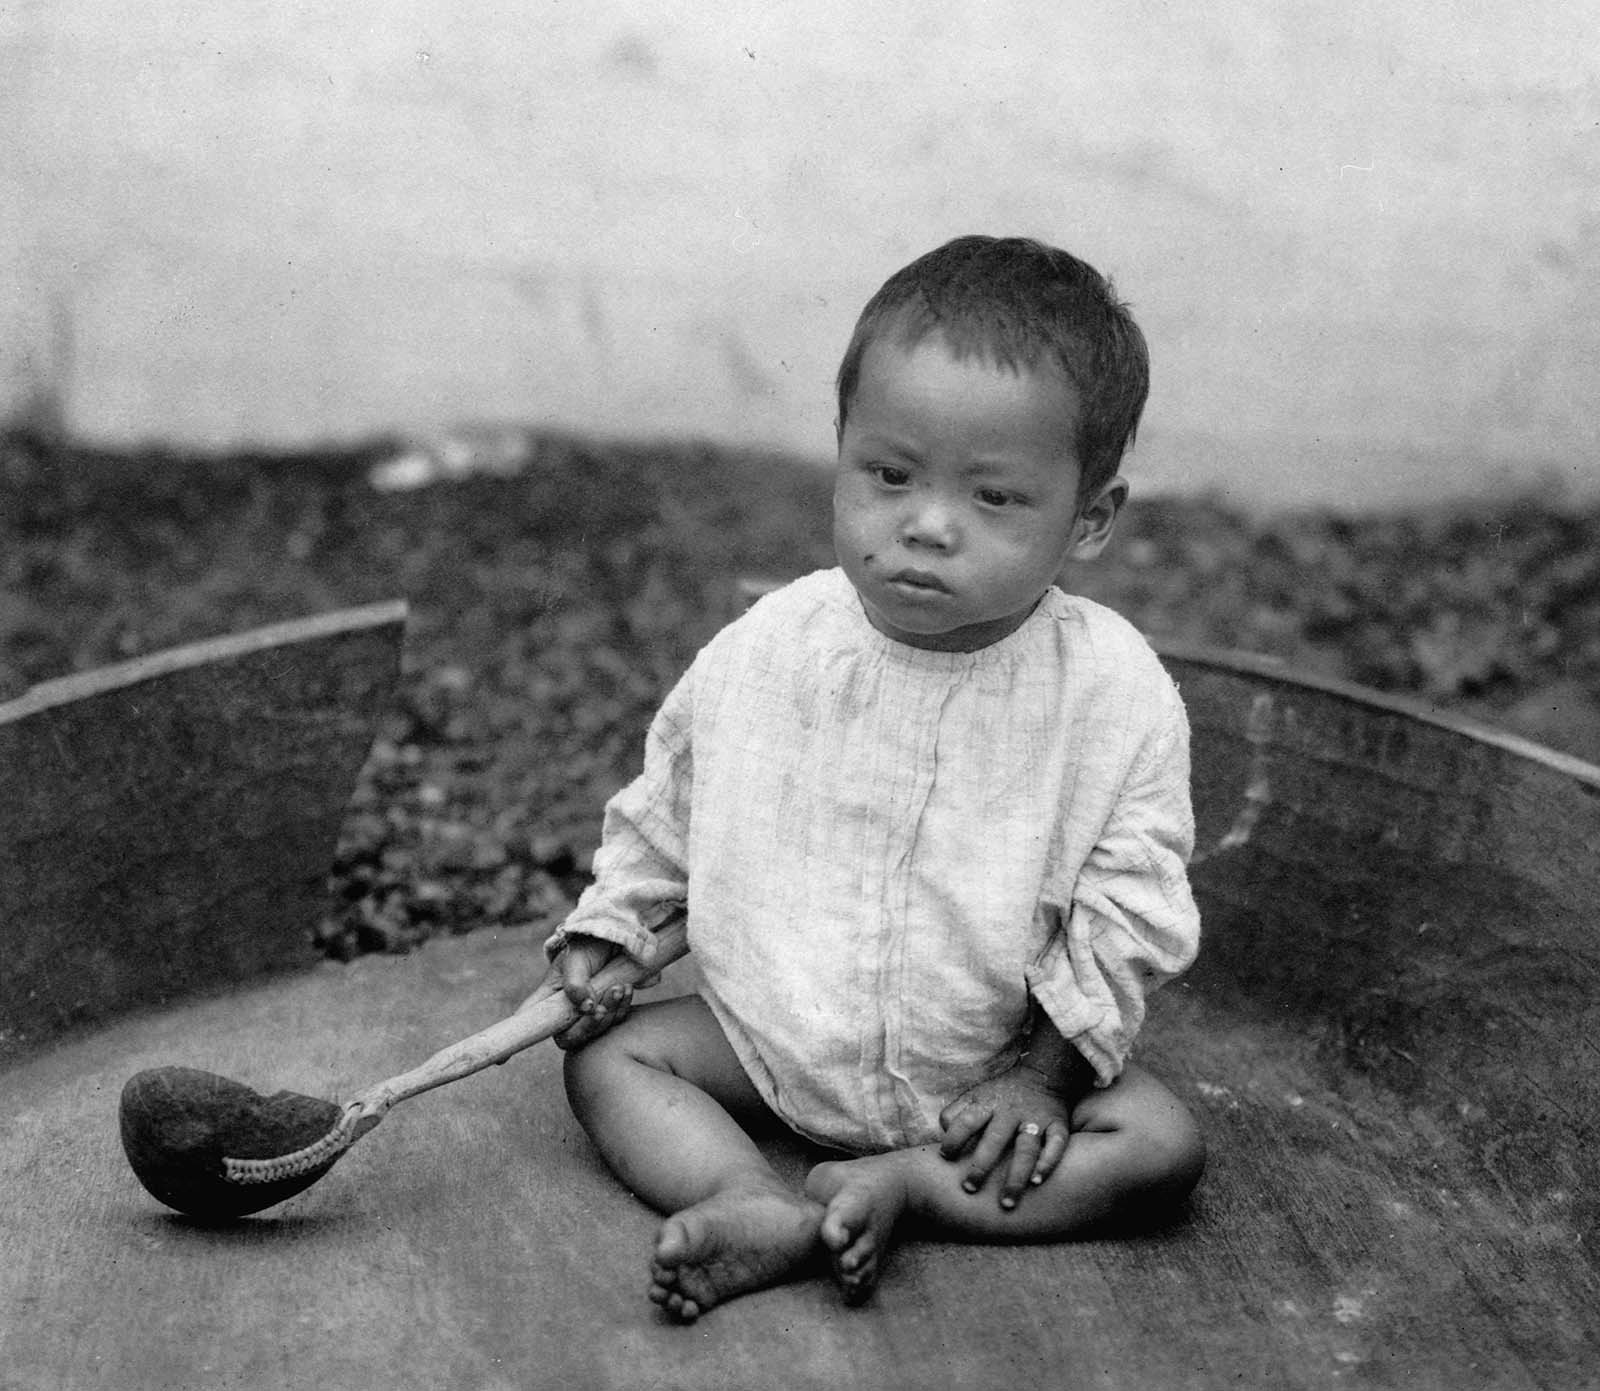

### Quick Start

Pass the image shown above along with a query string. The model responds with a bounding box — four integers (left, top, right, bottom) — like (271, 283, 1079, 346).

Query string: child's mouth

(886, 569, 951, 596)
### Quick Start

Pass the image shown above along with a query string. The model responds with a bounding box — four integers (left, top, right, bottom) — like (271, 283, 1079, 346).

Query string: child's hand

(543, 936, 641, 1050)
(937, 1065, 1077, 1211)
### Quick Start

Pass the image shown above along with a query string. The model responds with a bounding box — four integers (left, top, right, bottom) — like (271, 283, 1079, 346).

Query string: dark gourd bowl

(119, 1067, 347, 1220)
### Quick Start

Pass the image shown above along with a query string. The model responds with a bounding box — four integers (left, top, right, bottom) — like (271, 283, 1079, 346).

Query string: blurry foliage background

(3, 429, 1597, 961)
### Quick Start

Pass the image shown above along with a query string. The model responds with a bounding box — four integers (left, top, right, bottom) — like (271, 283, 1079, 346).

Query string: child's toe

(652, 1213, 693, 1267)
(819, 1197, 859, 1250)
(841, 1268, 877, 1305)
(653, 1287, 698, 1322)
(821, 1188, 873, 1251)
(837, 1239, 880, 1304)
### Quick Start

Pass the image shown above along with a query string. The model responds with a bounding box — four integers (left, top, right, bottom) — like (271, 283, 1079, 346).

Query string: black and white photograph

(3, 3, 1597, 1386)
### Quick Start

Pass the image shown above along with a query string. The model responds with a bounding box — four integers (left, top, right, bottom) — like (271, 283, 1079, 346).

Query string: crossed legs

(561, 995, 1204, 1320)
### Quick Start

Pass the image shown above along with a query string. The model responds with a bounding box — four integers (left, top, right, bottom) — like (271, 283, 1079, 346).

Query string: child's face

(833, 332, 1124, 652)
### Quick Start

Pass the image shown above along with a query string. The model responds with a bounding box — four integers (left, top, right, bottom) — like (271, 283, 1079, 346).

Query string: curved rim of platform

(0, 599, 410, 724)
(1154, 637, 1600, 789)
(2, 603, 1585, 785)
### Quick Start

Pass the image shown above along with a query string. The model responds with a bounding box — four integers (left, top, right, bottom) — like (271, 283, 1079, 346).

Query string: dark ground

(4, 427, 1597, 962)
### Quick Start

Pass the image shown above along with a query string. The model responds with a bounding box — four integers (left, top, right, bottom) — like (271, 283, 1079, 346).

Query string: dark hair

(835, 236, 1150, 497)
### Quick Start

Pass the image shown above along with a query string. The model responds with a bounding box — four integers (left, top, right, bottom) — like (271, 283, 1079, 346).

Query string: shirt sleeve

(543, 662, 696, 969)
(1025, 683, 1200, 1086)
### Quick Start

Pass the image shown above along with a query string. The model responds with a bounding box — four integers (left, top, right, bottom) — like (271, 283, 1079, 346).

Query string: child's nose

(901, 497, 957, 549)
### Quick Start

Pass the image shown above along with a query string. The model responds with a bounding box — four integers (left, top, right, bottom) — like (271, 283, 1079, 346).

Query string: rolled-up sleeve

(1025, 689, 1200, 1085)
(543, 664, 696, 968)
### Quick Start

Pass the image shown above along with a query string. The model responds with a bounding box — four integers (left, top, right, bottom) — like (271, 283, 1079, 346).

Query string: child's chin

(865, 611, 949, 649)
(872, 610, 995, 652)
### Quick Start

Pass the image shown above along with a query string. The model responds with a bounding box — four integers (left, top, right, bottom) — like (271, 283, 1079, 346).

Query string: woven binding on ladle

(222, 1114, 359, 1184)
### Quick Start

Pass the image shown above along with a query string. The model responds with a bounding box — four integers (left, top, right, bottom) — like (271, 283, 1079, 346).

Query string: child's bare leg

(805, 1064, 1204, 1301)
(562, 995, 823, 1321)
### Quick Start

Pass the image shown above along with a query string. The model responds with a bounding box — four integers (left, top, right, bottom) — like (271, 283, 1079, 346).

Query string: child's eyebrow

(958, 457, 1041, 479)
(851, 432, 922, 461)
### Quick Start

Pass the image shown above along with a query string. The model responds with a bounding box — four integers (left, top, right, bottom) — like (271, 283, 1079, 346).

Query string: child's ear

(1065, 476, 1128, 561)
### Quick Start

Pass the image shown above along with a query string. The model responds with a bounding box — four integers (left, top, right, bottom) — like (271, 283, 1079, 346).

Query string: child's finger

(553, 983, 633, 1050)
(560, 939, 619, 1011)
(560, 948, 595, 1009)
(582, 983, 633, 1029)
(596, 983, 633, 1023)
(999, 1122, 1045, 1209)
(938, 1100, 993, 1158)
(960, 1118, 1013, 1194)
(1030, 1120, 1070, 1185)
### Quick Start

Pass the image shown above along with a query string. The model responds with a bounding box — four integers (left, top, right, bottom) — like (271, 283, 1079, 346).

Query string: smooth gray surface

(4, 918, 1596, 1390)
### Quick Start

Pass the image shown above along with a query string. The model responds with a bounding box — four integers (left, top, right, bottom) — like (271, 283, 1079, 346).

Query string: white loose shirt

(548, 568, 1200, 1154)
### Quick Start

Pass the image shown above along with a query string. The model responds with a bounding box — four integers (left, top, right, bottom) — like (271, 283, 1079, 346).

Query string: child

(536, 235, 1205, 1321)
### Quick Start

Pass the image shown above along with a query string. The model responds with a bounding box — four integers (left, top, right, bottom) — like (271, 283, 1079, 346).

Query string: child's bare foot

(647, 1181, 824, 1322)
(805, 1156, 911, 1305)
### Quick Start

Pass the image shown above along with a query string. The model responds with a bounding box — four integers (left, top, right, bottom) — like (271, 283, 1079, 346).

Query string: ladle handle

(344, 915, 689, 1121)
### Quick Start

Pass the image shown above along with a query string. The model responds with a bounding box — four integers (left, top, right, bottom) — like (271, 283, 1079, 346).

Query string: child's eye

(870, 464, 912, 487)
(977, 488, 1020, 507)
